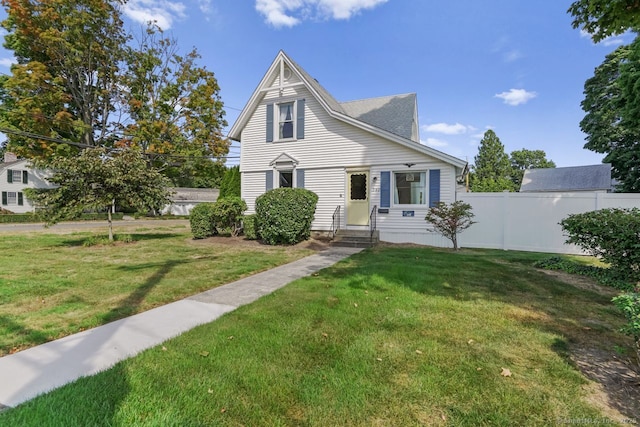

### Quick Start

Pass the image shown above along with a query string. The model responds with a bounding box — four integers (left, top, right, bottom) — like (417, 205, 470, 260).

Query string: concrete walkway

(0, 247, 362, 409)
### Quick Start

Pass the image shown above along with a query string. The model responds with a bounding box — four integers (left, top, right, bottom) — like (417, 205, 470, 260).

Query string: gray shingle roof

(286, 54, 417, 141)
(340, 94, 417, 141)
(520, 164, 613, 192)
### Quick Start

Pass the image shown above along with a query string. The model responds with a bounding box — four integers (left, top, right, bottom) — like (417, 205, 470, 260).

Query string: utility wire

(0, 127, 240, 160)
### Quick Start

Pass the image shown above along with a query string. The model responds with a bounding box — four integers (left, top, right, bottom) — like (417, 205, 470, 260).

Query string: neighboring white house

(520, 164, 614, 193)
(0, 153, 54, 214)
(228, 51, 468, 245)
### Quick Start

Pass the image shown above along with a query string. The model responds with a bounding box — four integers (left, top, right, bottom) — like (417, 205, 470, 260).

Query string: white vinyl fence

(457, 192, 640, 254)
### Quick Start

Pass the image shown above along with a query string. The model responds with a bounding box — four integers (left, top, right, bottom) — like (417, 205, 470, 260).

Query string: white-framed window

(393, 171, 427, 205)
(266, 99, 304, 143)
(7, 169, 27, 184)
(277, 169, 294, 188)
(278, 101, 295, 140)
(2, 191, 24, 206)
(6, 191, 17, 205)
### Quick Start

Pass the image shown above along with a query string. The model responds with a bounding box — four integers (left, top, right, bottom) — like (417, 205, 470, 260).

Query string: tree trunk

(108, 207, 113, 242)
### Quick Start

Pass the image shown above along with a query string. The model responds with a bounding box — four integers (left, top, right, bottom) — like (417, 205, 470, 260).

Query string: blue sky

(0, 1, 632, 167)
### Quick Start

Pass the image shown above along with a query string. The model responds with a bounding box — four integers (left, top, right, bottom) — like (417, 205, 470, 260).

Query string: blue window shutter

(22, 170, 28, 184)
(429, 169, 441, 207)
(266, 104, 274, 143)
(7, 170, 12, 183)
(266, 170, 273, 191)
(18, 192, 23, 206)
(296, 99, 305, 140)
(380, 171, 390, 208)
(1, 192, 6, 205)
(296, 169, 305, 188)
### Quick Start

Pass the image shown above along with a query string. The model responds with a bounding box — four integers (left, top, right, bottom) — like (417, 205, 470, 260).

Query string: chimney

(3, 152, 17, 163)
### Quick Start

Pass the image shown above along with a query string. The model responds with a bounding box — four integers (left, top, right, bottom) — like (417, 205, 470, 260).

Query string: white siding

(239, 79, 462, 235)
(0, 160, 54, 214)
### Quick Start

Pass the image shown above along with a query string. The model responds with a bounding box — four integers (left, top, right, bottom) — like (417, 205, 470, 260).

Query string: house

(0, 153, 54, 214)
(519, 164, 614, 193)
(228, 51, 468, 245)
(162, 187, 219, 215)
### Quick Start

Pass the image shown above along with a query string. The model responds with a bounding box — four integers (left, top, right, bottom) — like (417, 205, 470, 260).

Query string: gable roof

(0, 159, 29, 173)
(520, 164, 613, 192)
(228, 51, 467, 171)
(340, 94, 417, 141)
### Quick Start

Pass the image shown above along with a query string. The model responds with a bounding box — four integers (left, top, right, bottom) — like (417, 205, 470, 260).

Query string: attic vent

(283, 68, 292, 81)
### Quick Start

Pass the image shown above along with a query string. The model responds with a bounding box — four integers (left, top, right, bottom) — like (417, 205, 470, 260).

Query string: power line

(0, 127, 240, 161)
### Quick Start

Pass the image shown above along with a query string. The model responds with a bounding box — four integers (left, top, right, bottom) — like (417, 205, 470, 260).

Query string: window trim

(277, 169, 294, 188)
(270, 98, 305, 142)
(391, 170, 429, 207)
(277, 101, 296, 141)
(6, 191, 17, 205)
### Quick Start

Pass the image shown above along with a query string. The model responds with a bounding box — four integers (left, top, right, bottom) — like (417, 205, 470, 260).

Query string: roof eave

(328, 110, 468, 169)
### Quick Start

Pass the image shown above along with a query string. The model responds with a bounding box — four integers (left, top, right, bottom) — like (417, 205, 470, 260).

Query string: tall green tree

(1, 0, 128, 155)
(580, 39, 640, 191)
(568, 0, 640, 42)
(0, 0, 229, 187)
(509, 149, 556, 189)
(122, 26, 229, 186)
(27, 147, 171, 241)
(470, 130, 515, 192)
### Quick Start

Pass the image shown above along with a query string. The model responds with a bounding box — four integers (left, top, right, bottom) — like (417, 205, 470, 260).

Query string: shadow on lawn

(101, 259, 187, 323)
(324, 245, 640, 420)
(58, 233, 183, 247)
(0, 316, 50, 355)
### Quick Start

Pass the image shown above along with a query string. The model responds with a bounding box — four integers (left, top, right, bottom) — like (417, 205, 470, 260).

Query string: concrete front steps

(331, 229, 379, 248)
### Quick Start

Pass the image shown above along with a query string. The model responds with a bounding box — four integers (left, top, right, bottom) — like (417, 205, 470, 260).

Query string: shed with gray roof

(519, 164, 614, 193)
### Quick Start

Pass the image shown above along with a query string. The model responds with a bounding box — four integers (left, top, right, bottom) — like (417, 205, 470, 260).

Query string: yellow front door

(347, 171, 369, 225)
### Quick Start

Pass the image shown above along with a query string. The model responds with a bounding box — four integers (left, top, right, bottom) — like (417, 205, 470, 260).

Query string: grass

(0, 223, 313, 356)
(1, 245, 635, 426)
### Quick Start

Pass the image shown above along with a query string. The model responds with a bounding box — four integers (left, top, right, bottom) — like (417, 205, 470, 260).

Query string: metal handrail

(369, 205, 377, 242)
(331, 205, 341, 239)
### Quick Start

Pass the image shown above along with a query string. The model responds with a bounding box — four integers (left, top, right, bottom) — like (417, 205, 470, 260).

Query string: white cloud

(504, 49, 522, 62)
(0, 57, 15, 68)
(198, 0, 212, 14)
(495, 88, 537, 106)
(580, 29, 625, 46)
(423, 122, 470, 135)
(255, 0, 387, 28)
(421, 138, 448, 148)
(122, 0, 187, 30)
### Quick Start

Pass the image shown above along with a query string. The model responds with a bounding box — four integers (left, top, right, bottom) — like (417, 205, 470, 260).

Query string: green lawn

(0, 223, 313, 356)
(1, 244, 635, 426)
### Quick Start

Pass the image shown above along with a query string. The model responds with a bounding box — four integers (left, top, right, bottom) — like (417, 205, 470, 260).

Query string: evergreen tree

(470, 130, 514, 192)
(219, 165, 241, 199)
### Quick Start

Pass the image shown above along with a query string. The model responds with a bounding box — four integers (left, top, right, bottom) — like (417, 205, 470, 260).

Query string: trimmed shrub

(255, 188, 318, 245)
(189, 203, 217, 239)
(219, 166, 241, 199)
(243, 214, 259, 240)
(211, 197, 247, 237)
(560, 208, 640, 283)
